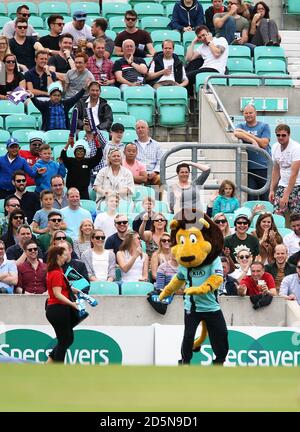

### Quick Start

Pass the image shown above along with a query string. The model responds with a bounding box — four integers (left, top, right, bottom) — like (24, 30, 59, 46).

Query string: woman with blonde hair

(251, 212, 283, 264)
(0, 36, 10, 62)
(213, 213, 231, 238)
(150, 232, 172, 281)
(229, 245, 253, 283)
(73, 219, 94, 259)
(139, 212, 168, 259)
(117, 231, 148, 283)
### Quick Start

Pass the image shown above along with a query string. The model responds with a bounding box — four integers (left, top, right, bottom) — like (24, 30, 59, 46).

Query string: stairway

(280, 30, 300, 84)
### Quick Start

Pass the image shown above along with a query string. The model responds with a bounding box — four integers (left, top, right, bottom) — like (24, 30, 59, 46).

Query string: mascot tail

(192, 321, 207, 352)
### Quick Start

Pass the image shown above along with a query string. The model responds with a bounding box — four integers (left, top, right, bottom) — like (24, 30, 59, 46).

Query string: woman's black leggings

(46, 304, 77, 362)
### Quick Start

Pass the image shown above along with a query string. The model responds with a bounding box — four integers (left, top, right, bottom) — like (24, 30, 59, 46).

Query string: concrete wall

(0, 295, 299, 327)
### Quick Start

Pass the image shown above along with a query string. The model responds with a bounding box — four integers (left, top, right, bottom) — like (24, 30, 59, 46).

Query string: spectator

(33, 144, 66, 193)
(205, 0, 228, 35)
(76, 80, 113, 131)
(123, 142, 147, 185)
(117, 231, 148, 283)
(224, 209, 259, 262)
(43, 229, 76, 263)
(114, 10, 155, 58)
(283, 213, 300, 257)
(168, 0, 205, 33)
(0, 54, 25, 100)
(51, 175, 68, 210)
(15, 238, 47, 294)
(105, 214, 129, 255)
(185, 25, 228, 95)
(1, 5, 36, 39)
(150, 232, 172, 281)
(19, 136, 44, 186)
(212, 212, 231, 238)
(0, 196, 21, 237)
(93, 148, 135, 207)
(234, 104, 271, 201)
(156, 254, 179, 291)
(279, 258, 300, 304)
(249, 2, 280, 46)
(31, 81, 85, 132)
(36, 210, 72, 255)
(48, 33, 76, 82)
(9, 18, 44, 71)
(237, 260, 276, 297)
(139, 213, 168, 259)
(39, 15, 65, 54)
(25, 50, 56, 98)
(82, 229, 115, 282)
(12, 170, 40, 223)
(168, 161, 210, 213)
(0, 138, 37, 199)
(113, 39, 148, 90)
(64, 52, 95, 99)
(58, 240, 90, 289)
(132, 196, 156, 233)
(89, 18, 115, 59)
(94, 193, 119, 238)
(61, 137, 103, 199)
(4, 222, 39, 261)
(103, 123, 125, 163)
(229, 245, 252, 282)
(31, 190, 63, 234)
(212, 179, 240, 216)
(269, 124, 300, 217)
(0, 240, 18, 294)
(265, 244, 295, 294)
(0, 36, 10, 63)
(73, 219, 94, 259)
(83, 120, 107, 184)
(251, 213, 283, 265)
(61, 11, 93, 46)
(147, 40, 189, 89)
(86, 38, 115, 85)
(218, 256, 238, 296)
(134, 120, 163, 187)
(61, 188, 92, 239)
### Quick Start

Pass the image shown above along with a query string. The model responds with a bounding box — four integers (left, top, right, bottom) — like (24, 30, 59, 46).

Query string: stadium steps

(280, 30, 300, 85)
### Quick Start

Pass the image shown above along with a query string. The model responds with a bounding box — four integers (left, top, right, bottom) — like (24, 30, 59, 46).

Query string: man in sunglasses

(0, 240, 17, 294)
(1, 5, 36, 39)
(36, 211, 73, 255)
(19, 135, 44, 187)
(61, 11, 93, 46)
(12, 170, 41, 224)
(234, 104, 271, 201)
(39, 14, 65, 54)
(270, 124, 300, 219)
(15, 239, 47, 294)
(5, 224, 43, 264)
(105, 214, 129, 255)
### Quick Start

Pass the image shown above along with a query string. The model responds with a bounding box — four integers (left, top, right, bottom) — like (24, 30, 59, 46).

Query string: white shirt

(86, 97, 100, 129)
(92, 250, 110, 281)
(271, 138, 300, 187)
(120, 251, 145, 282)
(283, 232, 300, 256)
(61, 22, 93, 44)
(196, 37, 228, 73)
(148, 57, 187, 83)
(94, 212, 117, 238)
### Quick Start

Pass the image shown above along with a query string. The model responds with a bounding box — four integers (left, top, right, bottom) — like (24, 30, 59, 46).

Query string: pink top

(123, 159, 146, 178)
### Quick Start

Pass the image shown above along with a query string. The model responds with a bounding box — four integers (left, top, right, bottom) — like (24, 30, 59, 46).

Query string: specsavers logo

(0, 329, 122, 365)
(192, 330, 300, 367)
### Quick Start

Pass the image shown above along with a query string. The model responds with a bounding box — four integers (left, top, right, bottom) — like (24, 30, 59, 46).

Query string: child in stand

(33, 144, 66, 193)
(212, 179, 240, 217)
(31, 190, 66, 235)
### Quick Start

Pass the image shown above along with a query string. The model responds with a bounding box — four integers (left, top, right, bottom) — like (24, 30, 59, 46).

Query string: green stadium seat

(28, 16, 44, 29)
(0, 16, 10, 28)
(107, 100, 128, 115)
(101, 86, 121, 101)
(228, 73, 260, 86)
(140, 16, 170, 32)
(251, 214, 285, 229)
(26, 100, 42, 121)
(287, 0, 300, 13)
(154, 43, 184, 60)
(109, 16, 126, 33)
(7, 2, 38, 18)
(89, 188, 96, 201)
(84, 15, 99, 27)
(133, 185, 155, 201)
(156, 86, 188, 127)
(0, 145, 7, 156)
(243, 200, 274, 213)
(106, 29, 116, 41)
(134, 200, 169, 213)
(134, 3, 165, 18)
(226, 213, 235, 228)
(45, 129, 69, 146)
(182, 31, 202, 52)
(52, 144, 64, 160)
(99, 199, 134, 214)
(102, 2, 128, 19)
(113, 114, 136, 131)
(227, 58, 253, 74)
(123, 86, 155, 127)
(130, 0, 159, 5)
(0, 100, 24, 116)
(89, 281, 119, 295)
(278, 227, 293, 237)
(70, 2, 100, 17)
(254, 59, 286, 75)
(159, 0, 177, 6)
(0, 5, 7, 16)
(121, 281, 154, 295)
(165, 3, 175, 18)
(262, 73, 293, 87)
(12, 129, 37, 146)
(38, 2, 69, 19)
(0, 198, 4, 212)
(36, 29, 50, 37)
(0, 117, 3, 129)
(228, 45, 251, 59)
(0, 130, 10, 145)
(80, 199, 97, 214)
(122, 130, 138, 144)
(5, 114, 36, 132)
(254, 46, 286, 63)
(151, 29, 181, 47)
(196, 72, 227, 93)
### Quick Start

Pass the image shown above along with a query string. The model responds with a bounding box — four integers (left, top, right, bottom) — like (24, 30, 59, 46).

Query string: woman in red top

(46, 246, 78, 363)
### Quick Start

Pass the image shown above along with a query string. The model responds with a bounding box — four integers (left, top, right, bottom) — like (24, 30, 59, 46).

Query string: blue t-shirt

(178, 257, 223, 313)
(212, 195, 240, 216)
(33, 208, 61, 229)
(237, 121, 271, 169)
(61, 207, 92, 239)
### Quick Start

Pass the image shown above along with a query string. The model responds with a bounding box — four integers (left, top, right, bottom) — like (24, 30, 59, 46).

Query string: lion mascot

(159, 208, 229, 365)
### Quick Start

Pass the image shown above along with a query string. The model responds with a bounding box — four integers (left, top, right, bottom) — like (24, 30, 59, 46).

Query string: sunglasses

(50, 218, 62, 223)
(27, 247, 38, 252)
(52, 184, 63, 187)
(5, 60, 16, 64)
(297, 266, 300, 269)
(8, 203, 20, 207)
(75, 14, 86, 18)
(276, 133, 287, 137)
(54, 22, 64, 26)
(154, 219, 166, 223)
(115, 221, 128, 225)
(215, 219, 227, 224)
(17, 26, 28, 30)
(15, 179, 26, 183)
(12, 216, 24, 220)
(55, 236, 66, 241)
(236, 221, 249, 225)
(161, 239, 171, 243)
(20, 13, 31, 17)
(93, 235, 106, 240)
(238, 255, 250, 260)
(126, 17, 136, 21)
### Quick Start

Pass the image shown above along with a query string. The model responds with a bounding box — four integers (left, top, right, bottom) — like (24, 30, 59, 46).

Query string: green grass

(1, 364, 300, 412)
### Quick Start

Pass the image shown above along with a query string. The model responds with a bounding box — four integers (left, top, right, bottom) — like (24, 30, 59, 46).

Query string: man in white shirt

(283, 213, 300, 257)
(269, 124, 300, 217)
(185, 24, 228, 95)
(1, 5, 36, 39)
(61, 11, 93, 46)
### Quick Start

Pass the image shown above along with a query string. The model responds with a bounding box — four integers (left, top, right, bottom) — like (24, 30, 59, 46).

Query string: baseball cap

(48, 81, 63, 95)
(111, 123, 125, 132)
(73, 140, 88, 156)
(28, 131, 46, 144)
(6, 138, 19, 148)
(234, 207, 252, 223)
(29, 137, 44, 145)
(73, 11, 87, 21)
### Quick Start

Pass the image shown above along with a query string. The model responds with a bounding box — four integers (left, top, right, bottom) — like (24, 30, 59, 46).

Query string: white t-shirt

(61, 22, 93, 44)
(120, 251, 145, 282)
(283, 232, 300, 256)
(196, 37, 228, 73)
(94, 212, 117, 238)
(92, 250, 110, 281)
(271, 138, 300, 187)
(148, 58, 187, 83)
(136, 139, 149, 151)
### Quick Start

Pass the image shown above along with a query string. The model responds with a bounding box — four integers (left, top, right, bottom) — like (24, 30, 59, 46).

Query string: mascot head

(170, 209, 224, 268)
